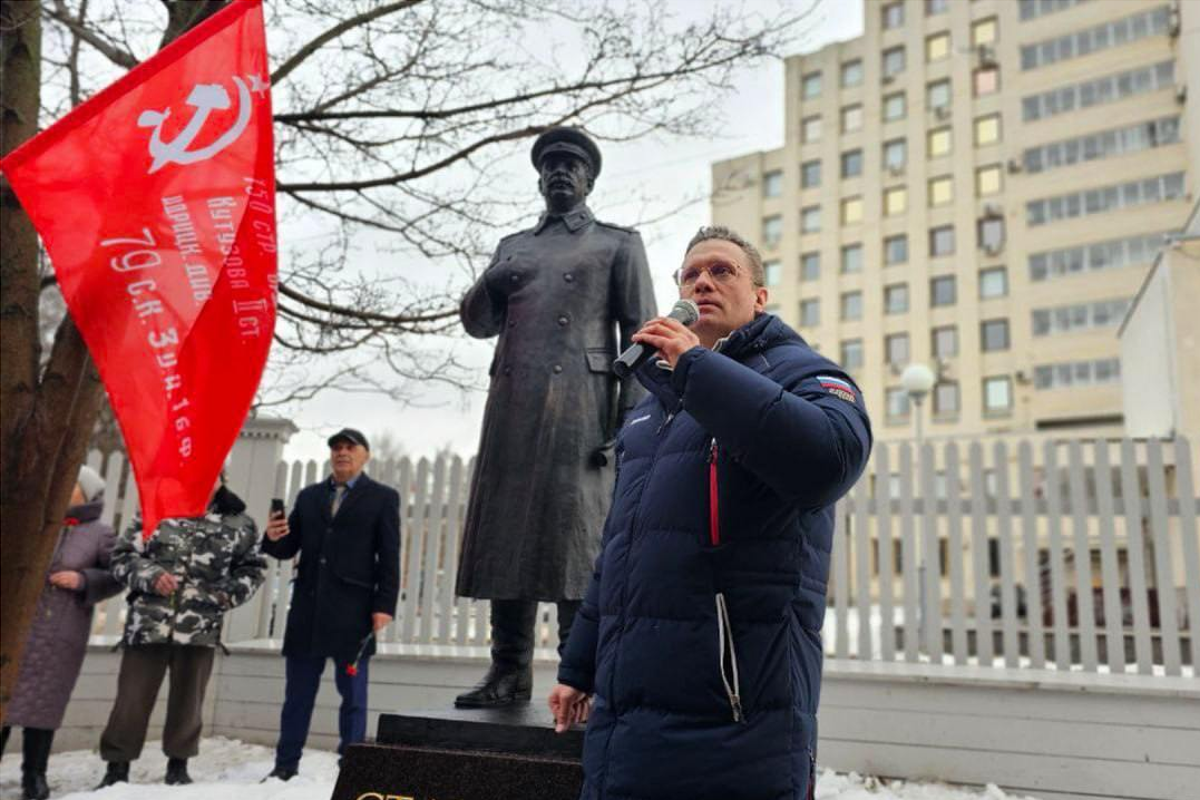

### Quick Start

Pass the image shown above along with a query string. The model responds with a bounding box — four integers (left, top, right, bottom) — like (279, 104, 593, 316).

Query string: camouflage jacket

(112, 508, 266, 647)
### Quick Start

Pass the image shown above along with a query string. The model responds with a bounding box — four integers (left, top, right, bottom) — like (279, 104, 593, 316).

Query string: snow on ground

(0, 736, 1043, 800)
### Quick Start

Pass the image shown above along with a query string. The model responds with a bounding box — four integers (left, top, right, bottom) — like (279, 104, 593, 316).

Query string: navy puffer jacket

(558, 313, 872, 800)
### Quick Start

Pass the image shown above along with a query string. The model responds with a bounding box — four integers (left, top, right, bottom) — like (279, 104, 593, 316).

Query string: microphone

(612, 299, 700, 379)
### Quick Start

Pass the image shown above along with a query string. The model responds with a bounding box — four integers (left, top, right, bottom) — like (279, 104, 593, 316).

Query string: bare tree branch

(44, 0, 137, 68)
(271, 0, 426, 85)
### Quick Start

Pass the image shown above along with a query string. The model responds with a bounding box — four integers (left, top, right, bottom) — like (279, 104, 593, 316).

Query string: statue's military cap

(530, 127, 602, 178)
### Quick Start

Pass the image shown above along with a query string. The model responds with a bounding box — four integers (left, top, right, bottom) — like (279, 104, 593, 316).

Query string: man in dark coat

(262, 428, 400, 781)
(549, 226, 873, 800)
(3, 466, 121, 800)
(455, 127, 656, 707)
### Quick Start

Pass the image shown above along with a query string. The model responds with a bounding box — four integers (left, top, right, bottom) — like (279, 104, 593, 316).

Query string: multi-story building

(711, 0, 1193, 443)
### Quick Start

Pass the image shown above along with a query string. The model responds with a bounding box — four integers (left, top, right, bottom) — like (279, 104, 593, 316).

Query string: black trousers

(490, 599, 580, 668)
(0, 726, 54, 773)
(99, 643, 215, 762)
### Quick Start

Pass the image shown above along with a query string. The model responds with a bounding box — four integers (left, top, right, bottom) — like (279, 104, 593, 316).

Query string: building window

(801, 206, 821, 234)
(802, 71, 822, 99)
(1022, 60, 1174, 122)
(983, 376, 1013, 415)
(841, 243, 863, 274)
(931, 275, 956, 307)
(841, 104, 863, 133)
(884, 186, 907, 216)
(841, 339, 864, 371)
(882, 2, 904, 30)
(887, 387, 910, 420)
(927, 0, 949, 15)
(800, 299, 820, 327)
(975, 114, 1001, 146)
(802, 116, 822, 143)
(883, 46, 906, 78)
(981, 319, 1010, 351)
(934, 382, 960, 416)
(841, 291, 863, 321)
(885, 234, 908, 265)
(801, 160, 821, 189)
(1028, 231, 1169, 282)
(1026, 172, 1185, 227)
(930, 225, 955, 256)
(1020, 6, 1171, 71)
(979, 267, 1008, 298)
(763, 215, 783, 247)
(886, 333, 910, 366)
(1031, 298, 1132, 336)
(763, 260, 782, 286)
(841, 149, 863, 179)
(1019, 0, 1085, 22)
(978, 216, 1005, 254)
(883, 92, 906, 121)
(1033, 358, 1122, 390)
(932, 325, 958, 358)
(928, 127, 951, 157)
(927, 79, 951, 111)
(884, 283, 909, 314)
(841, 197, 864, 225)
(976, 164, 1003, 196)
(841, 60, 863, 87)
(929, 175, 953, 206)
(800, 251, 820, 281)
(1022, 116, 1181, 175)
(974, 67, 1000, 96)
(762, 170, 783, 198)
(926, 32, 950, 63)
(883, 138, 907, 171)
(972, 17, 998, 46)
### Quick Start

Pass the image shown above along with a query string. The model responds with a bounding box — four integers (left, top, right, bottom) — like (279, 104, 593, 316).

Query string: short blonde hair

(684, 225, 765, 287)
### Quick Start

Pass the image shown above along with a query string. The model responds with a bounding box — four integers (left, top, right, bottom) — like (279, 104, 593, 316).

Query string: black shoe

(164, 757, 191, 785)
(454, 663, 533, 708)
(21, 771, 49, 800)
(96, 761, 130, 789)
(261, 765, 298, 782)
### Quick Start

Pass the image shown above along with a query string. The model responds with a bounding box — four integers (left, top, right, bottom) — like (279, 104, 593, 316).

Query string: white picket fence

(86, 436, 1197, 677)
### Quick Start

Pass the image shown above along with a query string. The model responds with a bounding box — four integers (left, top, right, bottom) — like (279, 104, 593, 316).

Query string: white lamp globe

(900, 362, 936, 398)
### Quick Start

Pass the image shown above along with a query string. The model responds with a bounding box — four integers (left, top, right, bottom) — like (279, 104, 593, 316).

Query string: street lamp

(900, 362, 936, 446)
(900, 361, 936, 652)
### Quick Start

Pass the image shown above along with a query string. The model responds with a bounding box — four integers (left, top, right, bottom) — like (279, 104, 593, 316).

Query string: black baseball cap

(327, 428, 369, 450)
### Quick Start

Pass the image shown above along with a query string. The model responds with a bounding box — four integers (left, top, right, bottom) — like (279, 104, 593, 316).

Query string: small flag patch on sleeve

(817, 375, 857, 403)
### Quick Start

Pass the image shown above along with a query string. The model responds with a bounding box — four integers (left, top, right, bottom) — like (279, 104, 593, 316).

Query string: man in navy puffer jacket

(548, 226, 872, 800)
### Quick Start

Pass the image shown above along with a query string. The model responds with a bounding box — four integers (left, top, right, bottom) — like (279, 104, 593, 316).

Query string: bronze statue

(455, 128, 656, 707)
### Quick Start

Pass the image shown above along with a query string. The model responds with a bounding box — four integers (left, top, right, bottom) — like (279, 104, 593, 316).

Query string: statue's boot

(455, 599, 537, 708)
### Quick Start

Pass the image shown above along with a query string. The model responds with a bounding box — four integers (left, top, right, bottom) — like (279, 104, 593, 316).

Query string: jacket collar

(533, 204, 594, 235)
(324, 472, 372, 521)
(634, 313, 805, 409)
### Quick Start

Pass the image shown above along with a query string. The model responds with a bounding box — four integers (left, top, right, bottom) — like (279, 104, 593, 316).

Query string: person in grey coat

(1, 465, 121, 800)
(454, 127, 657, 708)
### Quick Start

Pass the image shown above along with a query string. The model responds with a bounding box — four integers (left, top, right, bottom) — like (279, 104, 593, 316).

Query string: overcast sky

(280, 0, 862, 464)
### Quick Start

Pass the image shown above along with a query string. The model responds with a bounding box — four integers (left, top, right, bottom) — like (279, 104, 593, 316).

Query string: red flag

(1, 0, 276, 538)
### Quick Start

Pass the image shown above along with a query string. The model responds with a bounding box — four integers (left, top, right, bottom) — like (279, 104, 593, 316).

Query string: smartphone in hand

(270, 498, 286, 519)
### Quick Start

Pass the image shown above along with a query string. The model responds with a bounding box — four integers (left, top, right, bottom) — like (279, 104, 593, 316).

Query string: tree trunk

(0, 0, 228, 724)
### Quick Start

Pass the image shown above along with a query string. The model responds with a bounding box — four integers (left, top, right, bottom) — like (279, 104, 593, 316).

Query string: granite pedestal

(331, 706, 584, 800)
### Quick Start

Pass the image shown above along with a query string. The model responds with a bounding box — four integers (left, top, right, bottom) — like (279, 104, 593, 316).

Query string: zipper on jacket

(656, 400, 683, 435)
(715, 592, 744, 723)
(707, 438, 720, 546)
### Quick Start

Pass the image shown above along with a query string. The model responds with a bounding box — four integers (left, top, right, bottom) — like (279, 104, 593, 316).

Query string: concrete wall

(54, 642, 1200, 800)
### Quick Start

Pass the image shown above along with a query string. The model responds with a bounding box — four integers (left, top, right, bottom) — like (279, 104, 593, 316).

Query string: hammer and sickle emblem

(137, 77, 253, 173)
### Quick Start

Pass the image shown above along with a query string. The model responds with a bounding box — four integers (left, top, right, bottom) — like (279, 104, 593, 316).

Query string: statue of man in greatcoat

(455, 127, 656, 707)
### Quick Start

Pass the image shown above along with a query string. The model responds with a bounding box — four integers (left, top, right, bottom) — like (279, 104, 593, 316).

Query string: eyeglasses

(673, 262, 742, 287)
